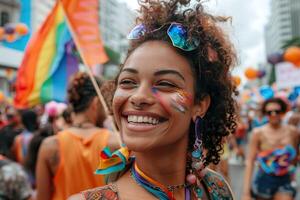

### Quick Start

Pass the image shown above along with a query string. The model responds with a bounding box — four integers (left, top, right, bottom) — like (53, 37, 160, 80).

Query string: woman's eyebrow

(120, 68, 138, 74)
(154, 69, 185, 81)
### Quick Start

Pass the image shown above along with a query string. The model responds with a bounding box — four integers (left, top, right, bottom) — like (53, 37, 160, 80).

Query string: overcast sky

(119, 0, 271, 76)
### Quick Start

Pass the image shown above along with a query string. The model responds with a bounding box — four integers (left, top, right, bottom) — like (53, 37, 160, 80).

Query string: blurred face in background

(6, 108, 21, 126)
(265, 102, 284, 126)
(34, 104, 45, 117)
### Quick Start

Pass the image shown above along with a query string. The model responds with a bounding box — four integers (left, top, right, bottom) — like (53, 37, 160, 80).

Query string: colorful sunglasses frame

(127, 23, 200, 51)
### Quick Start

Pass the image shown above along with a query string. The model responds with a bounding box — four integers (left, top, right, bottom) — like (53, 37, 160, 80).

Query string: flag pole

(59, 0, 121, 147)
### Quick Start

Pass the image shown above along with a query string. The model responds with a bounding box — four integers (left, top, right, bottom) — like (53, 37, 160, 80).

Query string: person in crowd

(0, 154, 33, 200)
(0, 110, 5, 128)
(0, 108, 23, 160)
(71, 0, 238, 199)
(243, 97, 299, 200)
(233, 115, 248, 163)
(12, 110, 39, 164)
(36, 72, 120, 200)
(285, 96, 300, 130)
(24, 125, 55, 189)
(0, 131, 33, 200)
(34, 104, 47, 127)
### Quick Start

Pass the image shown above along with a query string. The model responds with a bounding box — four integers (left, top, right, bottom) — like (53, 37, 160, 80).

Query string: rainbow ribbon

(95, 145, 130, 175)
(131, 162, 175, 200)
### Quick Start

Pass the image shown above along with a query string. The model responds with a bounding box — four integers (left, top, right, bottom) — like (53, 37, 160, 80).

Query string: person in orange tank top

(36, 72, 119, 200)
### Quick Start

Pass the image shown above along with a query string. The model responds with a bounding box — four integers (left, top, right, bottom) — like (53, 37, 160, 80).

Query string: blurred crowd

(1, 71, 300, 200)
(0, 72, 119, 200)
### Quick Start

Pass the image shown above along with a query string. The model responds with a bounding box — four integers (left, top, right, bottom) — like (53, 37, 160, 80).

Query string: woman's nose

(129, 84, 155, 109)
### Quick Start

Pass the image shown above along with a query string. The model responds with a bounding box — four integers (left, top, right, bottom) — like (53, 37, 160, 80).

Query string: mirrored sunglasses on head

(127, 23, 200, 51)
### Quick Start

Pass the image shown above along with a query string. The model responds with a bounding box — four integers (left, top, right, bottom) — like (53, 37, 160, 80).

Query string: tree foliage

(281, 37, 300, 49)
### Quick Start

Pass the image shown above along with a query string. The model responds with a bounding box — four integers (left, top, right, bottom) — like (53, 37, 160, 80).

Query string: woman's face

(265, 102, 284, 125)
(113, 41, 198, 151)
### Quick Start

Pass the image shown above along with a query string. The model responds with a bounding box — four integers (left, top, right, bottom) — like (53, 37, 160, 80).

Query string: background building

(264, 0, 300, 55)
(31, 0, 55, 32)
(100, 0, 135, 54)
(99, 0, 135, 78)
(0, 0, 21, 95)
(0, 0, 19, 26)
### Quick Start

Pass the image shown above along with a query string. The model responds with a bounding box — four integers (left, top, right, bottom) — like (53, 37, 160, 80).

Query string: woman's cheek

(112, 89, 131, 122)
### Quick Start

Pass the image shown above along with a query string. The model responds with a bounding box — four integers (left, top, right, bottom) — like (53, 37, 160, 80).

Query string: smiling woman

(70, 0, 237, 200)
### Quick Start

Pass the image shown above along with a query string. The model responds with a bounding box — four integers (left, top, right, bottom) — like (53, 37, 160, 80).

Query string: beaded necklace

(130, 162, 192, 200)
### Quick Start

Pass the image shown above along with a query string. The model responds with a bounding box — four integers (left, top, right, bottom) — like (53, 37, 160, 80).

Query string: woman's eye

(157, 81, 177, 88)
(119, 79, 137, 88)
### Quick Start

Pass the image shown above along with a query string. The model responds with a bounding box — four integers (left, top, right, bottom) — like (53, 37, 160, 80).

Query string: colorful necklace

(130, 162, 192, 200)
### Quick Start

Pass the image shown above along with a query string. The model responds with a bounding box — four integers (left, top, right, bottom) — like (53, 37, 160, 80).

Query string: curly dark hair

(261, 97, 288, 115)
(21, 109, 39, 132)
(67, 72, 103, 113)
(114, 0, 237, 166)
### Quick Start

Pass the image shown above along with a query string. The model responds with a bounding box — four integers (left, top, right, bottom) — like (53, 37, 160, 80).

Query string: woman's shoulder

(40, 135, 58, 151)
(38, 135, 59, 166)
(38, 135, 58, 152)
(69, 184, 119, 200)
(202, 168, 235, 200)
(252, 125, 265, 134)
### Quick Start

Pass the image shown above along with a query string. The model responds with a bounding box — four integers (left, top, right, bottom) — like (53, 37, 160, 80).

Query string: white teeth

(132, 116, 137, 122)
(143, 116, 148, 122)
(138, 116, 143, 122)
(127, 115, 160, 125)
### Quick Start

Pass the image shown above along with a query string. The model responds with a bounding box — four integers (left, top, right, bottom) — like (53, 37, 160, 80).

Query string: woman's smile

(121, 110, 169, 132)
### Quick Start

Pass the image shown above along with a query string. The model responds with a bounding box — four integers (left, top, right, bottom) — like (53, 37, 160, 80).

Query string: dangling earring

(191, 117, 205, 171)
(186, 116, 206, 198)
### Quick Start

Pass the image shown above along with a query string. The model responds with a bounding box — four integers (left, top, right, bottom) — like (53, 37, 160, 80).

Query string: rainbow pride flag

(14, 3, 79, 109)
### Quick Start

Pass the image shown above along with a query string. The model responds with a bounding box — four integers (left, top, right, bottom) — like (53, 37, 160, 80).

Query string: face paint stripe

(151, 88, 172, 114)
(152, 88, 193, 114)
(170, 89, 192, 114)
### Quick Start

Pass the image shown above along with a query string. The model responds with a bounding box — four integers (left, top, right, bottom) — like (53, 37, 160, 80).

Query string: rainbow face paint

(170, 89, 192, 113)
(152, 87, 192, 114)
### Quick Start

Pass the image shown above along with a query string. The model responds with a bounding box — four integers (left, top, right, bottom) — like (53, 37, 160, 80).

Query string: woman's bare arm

(36, 136, 59, 200)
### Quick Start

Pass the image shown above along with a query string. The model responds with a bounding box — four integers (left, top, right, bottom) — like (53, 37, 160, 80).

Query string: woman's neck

(133, 136, 188, 187)
(73, 112, 94, 126)
(268, 122, 282, 130)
